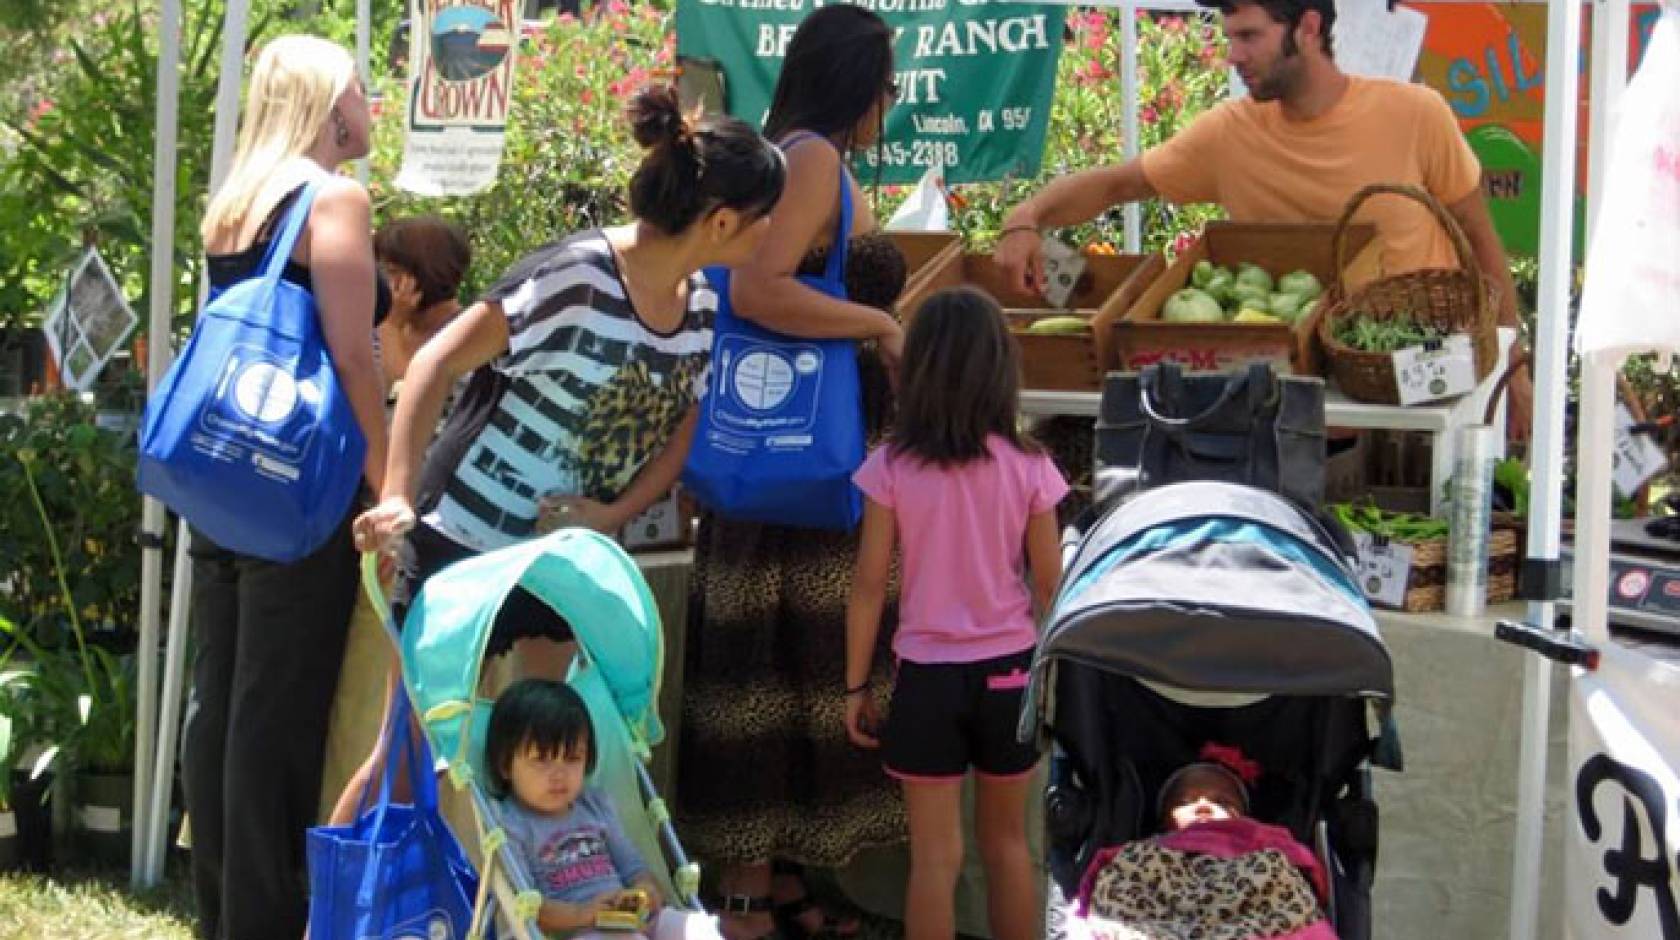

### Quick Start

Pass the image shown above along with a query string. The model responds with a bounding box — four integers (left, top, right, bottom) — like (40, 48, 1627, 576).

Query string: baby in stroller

(1070, 744, 1336, 940)
(487, 678, 723, 940)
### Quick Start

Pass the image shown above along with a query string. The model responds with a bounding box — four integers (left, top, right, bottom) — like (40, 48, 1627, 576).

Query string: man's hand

(993, 227, 1045, 298)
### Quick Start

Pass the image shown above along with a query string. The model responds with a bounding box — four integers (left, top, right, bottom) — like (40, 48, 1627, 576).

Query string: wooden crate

(886, 231, 963, 318)
(1114, 221, 1381, 375)
(898, 250, 1165, 391)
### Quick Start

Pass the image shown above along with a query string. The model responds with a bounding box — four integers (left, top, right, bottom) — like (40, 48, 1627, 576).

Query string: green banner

(676, 0, 1065, 184)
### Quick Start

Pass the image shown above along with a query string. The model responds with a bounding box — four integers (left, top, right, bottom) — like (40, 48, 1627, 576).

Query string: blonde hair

(201, 35, 357, 241)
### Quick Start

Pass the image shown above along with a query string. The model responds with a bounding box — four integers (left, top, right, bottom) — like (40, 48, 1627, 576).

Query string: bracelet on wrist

(998, 224, 1040, 241)
(844, 679, 870, 696)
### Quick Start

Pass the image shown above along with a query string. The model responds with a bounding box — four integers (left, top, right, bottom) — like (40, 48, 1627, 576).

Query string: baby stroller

(370, 528, 701, 938)
(1021, 480, 1401, 940)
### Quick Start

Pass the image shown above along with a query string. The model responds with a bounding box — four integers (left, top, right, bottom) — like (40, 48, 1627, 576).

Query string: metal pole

(1119, 1, 1141, 252)
(1506, 0, 1584, 932)
(132, 0, 183, 889)
(357, 0, 372, 184)
(136, 0, 252, 887)
(1586, 0, 1630, 236)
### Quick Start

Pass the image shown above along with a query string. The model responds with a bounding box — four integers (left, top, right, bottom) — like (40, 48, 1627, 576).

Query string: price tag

(1612, 403, 1668, 497)
(1390, 334, 1477, 405)
(1354, 533, 1415, 609)
(1040, 235, 1087, 309)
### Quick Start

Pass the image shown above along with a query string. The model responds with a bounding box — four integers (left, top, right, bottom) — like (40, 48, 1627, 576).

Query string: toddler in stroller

(486, 679, 723, 940)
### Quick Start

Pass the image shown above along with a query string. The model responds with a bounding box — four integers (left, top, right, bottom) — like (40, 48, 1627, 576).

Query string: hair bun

(627, 84, 692, 151)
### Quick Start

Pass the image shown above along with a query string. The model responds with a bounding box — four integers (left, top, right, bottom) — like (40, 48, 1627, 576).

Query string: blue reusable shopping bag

(137, 178, 366, 562)
(682, 166, 865, 530)
(306, 690, 481, 940)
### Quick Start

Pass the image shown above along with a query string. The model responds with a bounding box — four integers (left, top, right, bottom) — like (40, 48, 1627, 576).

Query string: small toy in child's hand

(594, 889, 652, 931)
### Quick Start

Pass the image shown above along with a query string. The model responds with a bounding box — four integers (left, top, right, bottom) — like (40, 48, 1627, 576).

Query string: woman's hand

(844, 691, 882, 749)
(876, 317, 905, 380)
(536, 494, 624, 535)
(353, 495, 416, 554)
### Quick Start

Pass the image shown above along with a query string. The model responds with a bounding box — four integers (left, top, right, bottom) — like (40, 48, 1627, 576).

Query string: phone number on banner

(860, 140, 962, 171)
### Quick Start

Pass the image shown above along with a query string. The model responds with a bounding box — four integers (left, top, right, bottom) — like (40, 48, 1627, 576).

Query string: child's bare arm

(537, 897, 599, 933)
(1025, 509, 1062, 619)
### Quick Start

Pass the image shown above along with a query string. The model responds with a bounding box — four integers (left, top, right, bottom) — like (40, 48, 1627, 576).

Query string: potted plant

(1, 395, 144, 866)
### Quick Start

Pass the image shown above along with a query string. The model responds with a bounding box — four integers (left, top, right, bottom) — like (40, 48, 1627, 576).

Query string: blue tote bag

(307, 690, 480, 940)
(137, 178, 366, 562)
(682, 166, 865, 530)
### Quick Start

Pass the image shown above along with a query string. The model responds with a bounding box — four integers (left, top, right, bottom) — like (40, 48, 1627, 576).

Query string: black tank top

(204, 184, 392, 325)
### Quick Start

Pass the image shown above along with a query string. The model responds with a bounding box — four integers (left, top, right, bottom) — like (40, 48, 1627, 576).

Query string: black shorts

(881, 648, 1041, 782)
(391, 522, 573, 657)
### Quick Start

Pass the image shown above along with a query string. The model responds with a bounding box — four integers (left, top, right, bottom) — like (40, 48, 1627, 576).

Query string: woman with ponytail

(336, 85, 784, 816)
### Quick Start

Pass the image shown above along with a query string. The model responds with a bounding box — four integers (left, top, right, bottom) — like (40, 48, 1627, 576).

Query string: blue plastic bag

(682, 167, 865, 530)
(137, 178, 366, 562)
(306, 690, 481, 940)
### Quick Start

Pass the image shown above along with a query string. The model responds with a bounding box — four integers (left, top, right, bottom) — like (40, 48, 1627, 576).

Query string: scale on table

(1559, 517, 1680, 639)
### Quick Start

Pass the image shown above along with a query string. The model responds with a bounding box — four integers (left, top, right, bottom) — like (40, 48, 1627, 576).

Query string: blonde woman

(182, 34, 389, 940)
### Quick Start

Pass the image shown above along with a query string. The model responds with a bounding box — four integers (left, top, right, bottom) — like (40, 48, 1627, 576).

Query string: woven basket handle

(1331, 182, 1483, 302)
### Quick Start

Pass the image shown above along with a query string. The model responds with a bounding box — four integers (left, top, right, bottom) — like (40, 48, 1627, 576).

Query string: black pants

(181, 514, 357, 940)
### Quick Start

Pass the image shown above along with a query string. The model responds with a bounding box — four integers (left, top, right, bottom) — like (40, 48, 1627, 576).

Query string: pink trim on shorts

(986, 668, 1030, 691)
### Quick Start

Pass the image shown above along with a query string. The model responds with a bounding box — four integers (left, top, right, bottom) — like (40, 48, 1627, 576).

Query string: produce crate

(898, 249, 1165, 391)
(1114, 221, 1381, 375)
(887, 231, 963, 318)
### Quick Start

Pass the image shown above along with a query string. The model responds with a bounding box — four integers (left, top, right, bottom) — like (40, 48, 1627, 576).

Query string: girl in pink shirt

(844, 286, 1067, 940)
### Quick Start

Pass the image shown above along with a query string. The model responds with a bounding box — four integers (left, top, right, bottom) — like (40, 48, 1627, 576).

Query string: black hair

(375, 216, 471, 310)
(485, 678, 596, 799)
(891, 287, 1040, 468)
(626, 84, 786, 236)
(1196, 0, 1336, 56)
(762, 5, 896, 156)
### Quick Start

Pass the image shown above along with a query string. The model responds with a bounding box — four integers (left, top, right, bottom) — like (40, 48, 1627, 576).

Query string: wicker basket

(1316, 184, 1499, 405)
(1393, 524, 1520, 612)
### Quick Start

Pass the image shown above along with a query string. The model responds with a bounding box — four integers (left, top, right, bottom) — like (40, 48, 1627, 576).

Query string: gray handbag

(1096, 362, 1327, 507)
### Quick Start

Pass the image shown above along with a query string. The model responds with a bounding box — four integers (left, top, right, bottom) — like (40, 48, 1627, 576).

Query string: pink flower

(1172, 230, 1197, 255)
(1156, 81, 1184, 110)
(1139, 104, 1159, 126)
(580, 88, 594, 105)
(1199, 46, 1223, 69)
(607, 0, 629, 16)
(1084, 30, 1106, 51)
(1162, 15, 1188, 34)
(29, 98, 53, 120)
(1083, 59, 1112, 82)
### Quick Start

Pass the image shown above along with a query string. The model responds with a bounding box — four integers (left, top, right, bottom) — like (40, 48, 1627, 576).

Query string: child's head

(891, 286, 1037, 467)
(374, 215, 471, 312)
(486, 678, 597, 814)
(1157, 743, 1260, 832)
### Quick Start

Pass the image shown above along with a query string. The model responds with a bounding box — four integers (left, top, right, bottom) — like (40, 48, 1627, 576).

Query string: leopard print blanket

(1080, 838, 1329, 940)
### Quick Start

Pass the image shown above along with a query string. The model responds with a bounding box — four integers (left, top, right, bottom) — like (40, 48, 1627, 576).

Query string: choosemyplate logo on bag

(194, 345, 322, 480)
(714, 339, 826, 442)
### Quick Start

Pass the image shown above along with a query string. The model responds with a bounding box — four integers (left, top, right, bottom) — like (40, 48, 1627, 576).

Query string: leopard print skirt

(672, 512, 907, 867)
(1082, 840, 1325, 940)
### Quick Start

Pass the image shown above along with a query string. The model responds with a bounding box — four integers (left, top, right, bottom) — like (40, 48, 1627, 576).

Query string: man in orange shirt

(995, 0, 1532, 439)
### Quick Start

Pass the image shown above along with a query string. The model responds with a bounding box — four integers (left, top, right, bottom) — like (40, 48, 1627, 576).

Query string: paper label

(78, 804, 122, 833)
(1391, 334, 1477, 405)
(621, 488, 683, 550)
(1354, 533, 1415, 609)
(1039, 236, 1087, 309)
(0, 812, 16, 839)
(1612, 403, 1668, 497)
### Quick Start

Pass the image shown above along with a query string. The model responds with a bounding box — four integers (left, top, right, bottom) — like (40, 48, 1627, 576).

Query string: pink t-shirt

(853, 435, 1068, 664)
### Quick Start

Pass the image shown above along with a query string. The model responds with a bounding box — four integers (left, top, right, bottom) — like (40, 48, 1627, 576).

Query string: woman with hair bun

(336, 84, 784, 817)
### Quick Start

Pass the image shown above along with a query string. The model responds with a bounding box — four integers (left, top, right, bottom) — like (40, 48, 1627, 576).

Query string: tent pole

(1119, 1, 1141, 252)
(132, 0, 184, 889)
(137, 0, 253, 887)
(1506, 0, 1584, 933)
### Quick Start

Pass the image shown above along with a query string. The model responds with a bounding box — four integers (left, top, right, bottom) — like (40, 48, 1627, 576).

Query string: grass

(0, 863, 196, 940)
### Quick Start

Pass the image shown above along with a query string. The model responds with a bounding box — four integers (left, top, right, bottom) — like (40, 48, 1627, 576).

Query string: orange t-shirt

(1140, 77, 1483, 280)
